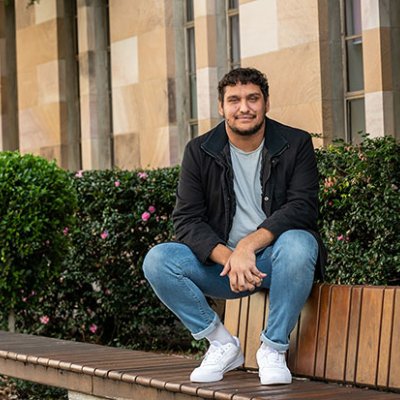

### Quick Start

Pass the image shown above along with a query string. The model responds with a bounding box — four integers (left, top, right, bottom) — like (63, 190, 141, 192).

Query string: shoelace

(202, 342, 226, 365)
(259, 347, 285, 367)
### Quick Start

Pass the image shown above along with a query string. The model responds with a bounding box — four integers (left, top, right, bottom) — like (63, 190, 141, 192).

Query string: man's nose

(239, 100, 250, 112)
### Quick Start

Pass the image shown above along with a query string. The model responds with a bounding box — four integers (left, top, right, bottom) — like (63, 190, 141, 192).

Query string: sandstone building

(0, 0, 399, 170)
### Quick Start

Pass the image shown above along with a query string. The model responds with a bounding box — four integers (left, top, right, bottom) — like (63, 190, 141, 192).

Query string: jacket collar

(201, 117, 288, 158)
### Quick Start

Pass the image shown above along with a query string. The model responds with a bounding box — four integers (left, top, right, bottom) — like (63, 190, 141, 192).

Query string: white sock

(206, 322, 236, 345)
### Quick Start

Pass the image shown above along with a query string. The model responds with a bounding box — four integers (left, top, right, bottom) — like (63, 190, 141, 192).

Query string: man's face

(218, 83, 269, 137)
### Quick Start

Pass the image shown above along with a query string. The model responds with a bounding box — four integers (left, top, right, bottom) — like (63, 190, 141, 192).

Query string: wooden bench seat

(0, 283, 399, 399)
(0, 330, 399, 400)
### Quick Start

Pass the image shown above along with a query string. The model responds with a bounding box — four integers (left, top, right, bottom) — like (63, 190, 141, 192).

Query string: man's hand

(220, 247, 266, 292)
(220, 228, 274, 293)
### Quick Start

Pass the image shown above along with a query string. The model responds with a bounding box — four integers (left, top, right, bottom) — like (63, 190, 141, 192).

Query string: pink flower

(324, 177, 335, 188)
(100, 230, 109, 240)
(104, 289, 111, 296)
(141, 211, 151, 221)
(63, 227, 69, 236)
(138, 172, 148, 180)
(328, 201, 333, 206)
(89, 324, 98, 334)
(75, 170, 84, 178)
(40, 315, 50, 325)
(148, 205, 156, 214)
(22, 297, 27, 302)
(114, 180, 121, 187)
(337, 234, 344, 241)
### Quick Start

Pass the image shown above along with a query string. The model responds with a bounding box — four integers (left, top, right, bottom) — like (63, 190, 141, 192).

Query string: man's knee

(143, 243, 177, 282)
(272, 230, 318, 271)
(143, 244, 165, 283)
(142, 242, 192, 283)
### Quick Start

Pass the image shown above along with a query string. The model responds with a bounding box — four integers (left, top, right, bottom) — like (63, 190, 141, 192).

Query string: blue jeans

(143, 229, 318, 351)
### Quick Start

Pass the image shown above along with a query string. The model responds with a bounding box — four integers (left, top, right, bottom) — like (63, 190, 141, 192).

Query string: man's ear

(218, 101, 224, 117)
(265, 98, 270, 115)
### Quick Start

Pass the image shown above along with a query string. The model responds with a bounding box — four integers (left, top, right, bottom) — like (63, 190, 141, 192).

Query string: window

(342, 0, 365, 143)
(185, 0, 198, 139)
(227, 0, 240, 70)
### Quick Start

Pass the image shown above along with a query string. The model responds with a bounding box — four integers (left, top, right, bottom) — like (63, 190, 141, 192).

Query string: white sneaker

(256, 343, 292, 385)
(190, 337, 244, 382)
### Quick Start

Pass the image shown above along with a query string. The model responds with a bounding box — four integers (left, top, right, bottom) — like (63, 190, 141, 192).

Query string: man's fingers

(220, 263, 231, 276)
(237, 274, 248, 292)
(250, 266, 267, 279)
(244, 270, 256, 284)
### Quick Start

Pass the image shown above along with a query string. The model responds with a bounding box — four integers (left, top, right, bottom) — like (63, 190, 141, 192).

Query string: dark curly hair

(218, 67, 269, 103)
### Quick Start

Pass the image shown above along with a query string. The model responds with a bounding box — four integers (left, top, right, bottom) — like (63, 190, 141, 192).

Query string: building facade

(0, 0, 399, 170)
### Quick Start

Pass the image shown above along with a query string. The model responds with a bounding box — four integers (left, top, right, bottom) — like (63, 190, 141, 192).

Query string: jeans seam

(180, 275, 215, 327)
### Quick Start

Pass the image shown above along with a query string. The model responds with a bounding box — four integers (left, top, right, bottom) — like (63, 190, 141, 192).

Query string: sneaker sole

(190, 353, 244, 383)
(259, 374, 292, 385)
(223, 353, 245, 374)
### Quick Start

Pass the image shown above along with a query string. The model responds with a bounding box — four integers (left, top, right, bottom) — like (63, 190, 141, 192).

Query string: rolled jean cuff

(260, 332, 289, 352)
(192, 313, 220, 340)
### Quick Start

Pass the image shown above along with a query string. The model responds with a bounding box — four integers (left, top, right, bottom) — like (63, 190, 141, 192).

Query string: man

(143, 67, 326, 385)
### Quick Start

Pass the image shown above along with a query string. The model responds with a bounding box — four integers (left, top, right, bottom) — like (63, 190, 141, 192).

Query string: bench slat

(314, 283, 331, 379)
(378, 287, 396, 387)
(345, 286, 363, 383)
(325, 285, 352, 382)
(244, 292, 267, 368)
(224, 297, 240, 337)
(238, 297, 250, 356)
(389, 288, 400, 389)
(357, 286, 385, 386)
(292, 283, 321, 376)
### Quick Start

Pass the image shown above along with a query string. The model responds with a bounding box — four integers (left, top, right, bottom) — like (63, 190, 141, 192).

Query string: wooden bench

(225, 283, 400, 391)
(0, 283, 399, 400)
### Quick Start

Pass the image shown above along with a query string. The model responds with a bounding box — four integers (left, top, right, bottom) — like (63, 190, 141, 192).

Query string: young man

(143, 68, 326, 385)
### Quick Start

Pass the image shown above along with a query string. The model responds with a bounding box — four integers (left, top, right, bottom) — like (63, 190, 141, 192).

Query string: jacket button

(264, 196, 269, 202)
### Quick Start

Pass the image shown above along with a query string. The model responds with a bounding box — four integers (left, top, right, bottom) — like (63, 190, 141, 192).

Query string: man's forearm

(236, 227, 275, 253)
(209, 243, 233, 266)
(209, 228, 274, 266)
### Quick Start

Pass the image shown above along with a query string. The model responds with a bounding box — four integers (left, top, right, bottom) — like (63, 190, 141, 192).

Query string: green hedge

(9, 167, 194, 351)
(0, 152, 77, 316)
(317, 136, 399, 285)
(1, 136, 399, 351)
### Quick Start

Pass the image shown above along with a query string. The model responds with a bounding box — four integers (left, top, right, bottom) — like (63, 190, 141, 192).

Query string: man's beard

(226, 117, 265, 137)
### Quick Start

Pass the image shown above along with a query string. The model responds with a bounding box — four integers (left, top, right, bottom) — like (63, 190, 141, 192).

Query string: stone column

(77, 0, 112, 170)
(15, 0, 81, 170)
(193, 0, 220, 135)
(362, 0, 396, 138)
(317, 0, 345, 144)
(0, 0, 19, 151)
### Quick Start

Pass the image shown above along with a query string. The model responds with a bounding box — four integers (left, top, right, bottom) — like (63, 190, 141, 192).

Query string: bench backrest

(224, 283, 400, 391)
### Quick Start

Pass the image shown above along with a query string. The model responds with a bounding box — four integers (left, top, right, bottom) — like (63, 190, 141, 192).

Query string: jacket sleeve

(172, 142, 225, 264)
(258, 134, 319, 238)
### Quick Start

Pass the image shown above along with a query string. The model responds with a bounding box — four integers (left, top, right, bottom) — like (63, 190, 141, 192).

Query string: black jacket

(172, 118, 326, 277)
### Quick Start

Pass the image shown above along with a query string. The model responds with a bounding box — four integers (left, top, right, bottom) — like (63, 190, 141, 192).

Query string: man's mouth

(235, 114, 255, 120)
